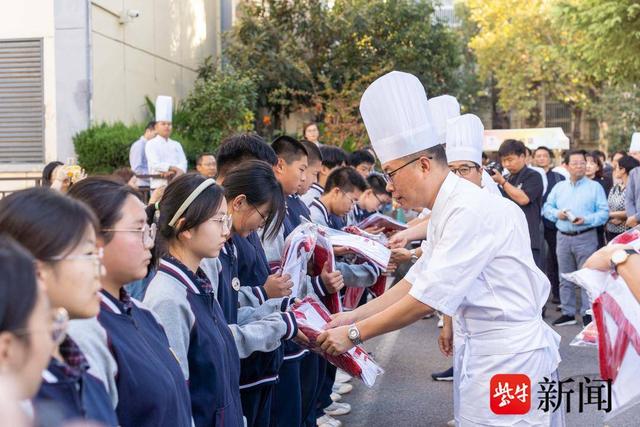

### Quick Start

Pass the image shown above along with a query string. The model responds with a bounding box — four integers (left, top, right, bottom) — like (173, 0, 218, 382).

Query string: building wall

(0, 0, 56, 188)
(90, 0, 222, 125)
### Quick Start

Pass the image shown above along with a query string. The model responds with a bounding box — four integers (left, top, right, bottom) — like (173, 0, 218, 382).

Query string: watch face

(612, 250, 629, 265)
(348, 328, 358, 340)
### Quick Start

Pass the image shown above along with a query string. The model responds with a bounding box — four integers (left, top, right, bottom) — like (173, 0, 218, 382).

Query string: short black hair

(0, 235, 38, 335)
(367, 173, 391, 196)
(325, 166, 368, 193)
(498, 139, 527, 158)
(271, 135, 308, 164)
(617, 155, 640, 175)
(563, 149, 587, 164)
(216, 134, 278, 178)
(348, 149, 376, 168)
(68, 177, 143, 244)
(611, 150, 627, 160)
(145, 121, 157, 131)
(533, 146, 554, 159)
(42, 161, 64, 187)
(196, 152, 215, 166)
(593, 150, 606, 161)
(319, 146, 348, 169)
(0, 187, 98, 260)
(301, 140, 322, 164)
(524, 146, 532, 156)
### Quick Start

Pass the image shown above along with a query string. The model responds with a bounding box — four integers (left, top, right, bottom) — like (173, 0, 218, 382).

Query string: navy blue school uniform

(67, 290, 193, 427)
(146, 257, 243, 427)
(34, 337, 118, 427)
(231, 233, 289, 427)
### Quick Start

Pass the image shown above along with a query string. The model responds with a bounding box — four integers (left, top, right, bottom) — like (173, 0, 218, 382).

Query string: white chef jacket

(481, 169, 501, 195)
(145, 135, 188, 189)
(405, 173, 562, 426)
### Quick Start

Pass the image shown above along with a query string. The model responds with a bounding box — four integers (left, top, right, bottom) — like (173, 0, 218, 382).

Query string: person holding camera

(543, 149, 609, 327)
(491, 139, 544, 268)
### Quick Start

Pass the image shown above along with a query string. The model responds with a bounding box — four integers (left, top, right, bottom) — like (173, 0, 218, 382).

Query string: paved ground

(336, 303, 640, 427)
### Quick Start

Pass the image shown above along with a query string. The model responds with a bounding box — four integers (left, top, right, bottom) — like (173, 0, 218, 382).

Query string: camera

(485, 161, 503, 176)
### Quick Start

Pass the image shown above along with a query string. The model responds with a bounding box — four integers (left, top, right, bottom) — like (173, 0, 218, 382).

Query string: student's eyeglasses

(103, 223, 157, 247)
(383, 156, 431, 183)
(340, 190, 358, 206)
(449, 164, 480, 177)
(249, 203, 267, 225)
(13, 307, 69, 346)
(48, 248, 105, 278)
(209, 214, 233, 233)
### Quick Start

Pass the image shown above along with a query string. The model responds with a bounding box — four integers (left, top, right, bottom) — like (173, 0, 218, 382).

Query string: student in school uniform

(143, 174, 244, 427)
(67, 178, 193, 427)
(347, 173, 392, 226)
(0, 188, 118, 427)
(348, 149, 376, 179)
(216, 161, 309, 427)
(308, 166, 382, 423)
(301, 146, 348, 207)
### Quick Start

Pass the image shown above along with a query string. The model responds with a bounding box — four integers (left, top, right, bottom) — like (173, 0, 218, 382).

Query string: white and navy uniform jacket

(308, 198, 381, 288)
(34, 337, 118, 427)
(346, 204, 374, 227)
(144, 256, 244, 427)
(67, 290, 192, 427)
(300, 183, 324, 207)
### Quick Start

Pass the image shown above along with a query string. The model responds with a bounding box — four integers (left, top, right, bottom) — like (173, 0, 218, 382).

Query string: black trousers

(543, 226, 560, 299)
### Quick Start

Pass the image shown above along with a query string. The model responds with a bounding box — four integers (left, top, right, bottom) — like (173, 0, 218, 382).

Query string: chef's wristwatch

(610, 248, 637, 273)
(347, 324, 362, 346)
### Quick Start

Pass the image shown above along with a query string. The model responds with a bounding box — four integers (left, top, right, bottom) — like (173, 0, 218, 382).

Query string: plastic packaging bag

(291, 296, 383, 387)
(570, 321, 599, 347)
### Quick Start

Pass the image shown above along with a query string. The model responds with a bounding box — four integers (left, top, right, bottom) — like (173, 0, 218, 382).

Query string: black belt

(559, 228, 594, 237)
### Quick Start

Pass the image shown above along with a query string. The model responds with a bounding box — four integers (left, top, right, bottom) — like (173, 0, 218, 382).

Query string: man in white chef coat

(145, 95, 188, 189)
(317, 71, 562, 426)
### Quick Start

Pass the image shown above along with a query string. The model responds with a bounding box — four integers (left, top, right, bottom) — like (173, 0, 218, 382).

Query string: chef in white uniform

(317, 71, 562, 426)
(145, 95, 188, 189)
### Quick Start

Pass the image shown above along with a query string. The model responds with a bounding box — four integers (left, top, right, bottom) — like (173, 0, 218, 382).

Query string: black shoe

(431, 367, 454, 381)
(582, 314, 593, 326)
(553, 315, 577, 326)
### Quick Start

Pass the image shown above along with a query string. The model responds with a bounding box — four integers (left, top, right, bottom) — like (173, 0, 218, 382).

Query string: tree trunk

(571, 107, 583, 148)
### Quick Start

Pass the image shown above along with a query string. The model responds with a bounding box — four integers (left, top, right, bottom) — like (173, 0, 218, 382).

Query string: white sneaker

(446, 419, 456, 426)
(335, 369, 352, 383)
(332, 382, 353, 394)
(323, 402, 351, 416)
(330, 392, 342, 402)
(317, 414, 342, 427)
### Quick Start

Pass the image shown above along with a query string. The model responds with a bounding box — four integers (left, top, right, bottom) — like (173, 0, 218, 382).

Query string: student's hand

(438, 321, 453, 357)
(333, 246, 352, 257)
(326, 311, 359, 329)
(320, 262, 344, 294)
(364, 226, 385, 235)
(584, 244, 632, 271)
(388, 232, 408, 249)
(390, 247, 411, 264)
(294, 329, 310, 346)
(573, 217, 585, 225)
(385, 261, 398, 275)
(491, 171, 506, 185)
(626, 216, 639, 228)
(557, 210, 568, 221)
(263, 272, 293, 298)
(317, 326, 354, 356)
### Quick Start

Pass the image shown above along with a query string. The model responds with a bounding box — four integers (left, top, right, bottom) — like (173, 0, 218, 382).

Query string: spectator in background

(586, 151, 613, 195)
(302, 122, 321, 146)
(525, 146, 548, 195)
(626, 133, 640, 228)
(534, 146, 566, 304)
(41, 161, 63, 188)
(552, 152, 571, 179)
(594, 150, 612, 180)
(301, 145, 347, 207)
(611, 150, 627, 170)
(492, 139, 544, 268)
(112, 167, 137, 187)
(348, 149, 376, 179)
(543, 149, 609, 327)
(129, 120, 156, 188)
(195, 152, 217, 178)
(607, 155, 640, 242)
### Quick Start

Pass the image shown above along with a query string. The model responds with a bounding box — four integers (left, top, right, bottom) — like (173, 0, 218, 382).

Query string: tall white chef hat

(155, 95, 173, 122)
(445, 114, 484, 165)
(630, 132, 640, 153)
(427, 95, 460, 144)
(359, 71, 438, 164)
